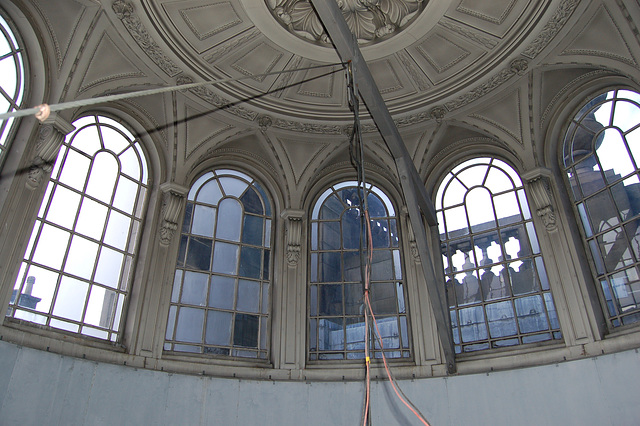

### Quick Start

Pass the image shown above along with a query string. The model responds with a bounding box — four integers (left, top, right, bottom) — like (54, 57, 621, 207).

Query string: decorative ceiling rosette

(267, 0, 426, 45)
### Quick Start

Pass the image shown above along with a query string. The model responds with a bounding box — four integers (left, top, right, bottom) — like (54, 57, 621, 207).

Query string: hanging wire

(346, 61, 431, 426)
(0, 62, 347, 122)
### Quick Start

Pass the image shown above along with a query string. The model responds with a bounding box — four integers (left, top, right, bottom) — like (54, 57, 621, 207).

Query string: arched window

(309, 182, 409, 361)
(563, 89, 640, 328)
(8, 115, 149, 342)
(165, 170, 273, 359)
(0, 11, 25, 159)
(437, 158, 561, 353)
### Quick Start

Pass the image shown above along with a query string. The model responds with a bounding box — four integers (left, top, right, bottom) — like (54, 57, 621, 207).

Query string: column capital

(159, 182, 189, 246)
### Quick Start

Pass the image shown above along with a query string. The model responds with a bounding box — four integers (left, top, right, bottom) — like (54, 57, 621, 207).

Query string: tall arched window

(0, 11, 25, 159)
(8, 115, 149, 342)
(309, 182, 410, 361)
(437, 158, 561, 353)
(165, 170, 273, 359)
(563, 89, 640, 328)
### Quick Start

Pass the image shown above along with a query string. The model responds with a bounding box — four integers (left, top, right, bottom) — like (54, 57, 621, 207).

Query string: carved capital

(159, 182, 189, 246)
(282, 209, 305, 267)
(26, 114, 75, 190)
(524, 169, 557, 232)
(509, 58, 529, 76)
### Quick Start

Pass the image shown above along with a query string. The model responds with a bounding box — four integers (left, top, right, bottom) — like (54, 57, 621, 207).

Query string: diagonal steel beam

(310, 0, 456, 373)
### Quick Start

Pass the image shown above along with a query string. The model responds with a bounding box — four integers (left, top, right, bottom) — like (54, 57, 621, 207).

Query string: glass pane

(211, 241, 238, 274)
(242, 215, 263, 246)
(342, 208, 361, 250)
(191, 205, 215, 237)
(319, 284, 342, 315)
(209, 275, 235, 309)
(112, 177, 138, 214)
(371, 250, 393, 281)
(598, 128, 634, 181)
(253, 182, 271, 216)
(233, 313, 259, 347)
(484, 166, 514, 193)
(611, 267, 640, 313)
(86, 152, 118, 203)
(238, 246, 261, 279)
(76, 198, 108, 240)
(236, 279, 260, 313)
(84, 286, 116, 327)
(118, 146, 141, 181)
(175, 307, 204, 343)
(370, 219, 390, 248)
(216, 198, 242, 241)
(196, 179, 223, 205)
(52, 276, 89, 322)
(182, 203, 193, 234)
(181, 271, 208, 306)
(597, 229, 633, 273)
(165, 305, 177, 339)
(46, 186, 81, 229)
(458, 306, 487, 342)
(515, 295, 549, 333)
(486, 301, 517, 338)
(240, 187, 263, 215)
(321, 194, 343, 220)
(467, 188, 496, 233)
(494, 192, 521, 226)
(613, 100, 640, 132)
(171, 270, 182, 303)
(319, 221, 340, 250)
(444, 206, 468, 237)
(104, 210, 131, 251)
(94, 247, 123, 288)
(585, 191, 620, 233)
(318, 252, 341, 282)
(370, 282, 397, 315)
(219, 176, 249, 198)
(611, 177, 640, 221)
(70, 125, 101, 156)
(186, 237, 213, 271)
(459, 270, 481, 305)
(205, 310, 232, 345)
(65, 235, 99, 279)
(58, 150, 91, 191)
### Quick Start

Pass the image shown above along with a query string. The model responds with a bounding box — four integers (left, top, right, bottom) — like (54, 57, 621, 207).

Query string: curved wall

(0, 340, 638, 425)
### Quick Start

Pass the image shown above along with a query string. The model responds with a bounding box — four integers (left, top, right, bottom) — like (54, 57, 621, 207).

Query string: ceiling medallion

(266, 0, 427, 46)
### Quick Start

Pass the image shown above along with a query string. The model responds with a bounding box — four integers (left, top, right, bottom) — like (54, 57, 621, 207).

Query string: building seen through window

(437, 158, 562, 353)
(0, 11, 24, 160)
(8, 115, 149, 342)
(165, 170, 272, 359)
(563, 89, 640, 328)
(309, 182, 410, 360)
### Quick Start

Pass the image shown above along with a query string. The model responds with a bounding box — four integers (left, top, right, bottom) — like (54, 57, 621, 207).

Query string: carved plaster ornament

(159, 183, 188, 246)
(26, 115, 75, 190)
(282, 210, 304, 267)
(267, 0, 426, 45)
(526, 174, 557, 232)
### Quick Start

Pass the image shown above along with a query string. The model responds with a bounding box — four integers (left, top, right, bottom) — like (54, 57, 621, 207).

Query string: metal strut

(310, 0, 456, 373)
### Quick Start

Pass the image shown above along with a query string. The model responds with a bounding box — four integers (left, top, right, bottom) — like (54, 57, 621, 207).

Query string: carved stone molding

(522, 0, 579, 59)
(26, 114, 75, 190)
(524, 169, 557, 233)
(402, 207, 420, 263)
(159, 182, 188, 246)
(282, 209, 304, 267)
(112, 0, 182, 77)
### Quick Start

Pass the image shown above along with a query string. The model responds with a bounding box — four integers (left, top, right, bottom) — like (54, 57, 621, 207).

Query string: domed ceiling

(117, 0, 573, 126)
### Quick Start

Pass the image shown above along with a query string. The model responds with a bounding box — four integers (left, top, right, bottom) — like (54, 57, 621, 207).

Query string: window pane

(167, 170, 272, 358)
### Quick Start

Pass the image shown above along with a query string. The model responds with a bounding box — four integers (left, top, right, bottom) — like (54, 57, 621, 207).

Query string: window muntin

(309, 182, 409, 361)
(8, 115, 149, 342)
(437, 158, 561, 353)
(0, 11, 25, 158)
(563, 89, 640, 327)
(165, 170, 272, 359)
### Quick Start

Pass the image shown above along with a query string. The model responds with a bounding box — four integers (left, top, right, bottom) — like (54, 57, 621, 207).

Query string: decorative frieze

(159, 182, 188, 246)
(26, 114, 75, 190)
(282, 209, 305, 267)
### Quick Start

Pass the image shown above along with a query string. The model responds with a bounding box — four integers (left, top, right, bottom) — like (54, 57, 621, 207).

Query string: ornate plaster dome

(129, 0, 576, 129)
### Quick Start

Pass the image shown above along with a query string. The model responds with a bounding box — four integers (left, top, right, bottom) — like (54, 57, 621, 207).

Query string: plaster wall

(0, 340, 638, 425)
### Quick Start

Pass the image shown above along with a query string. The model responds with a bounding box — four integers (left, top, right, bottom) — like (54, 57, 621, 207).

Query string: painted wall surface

(0, 340, 638, 425)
